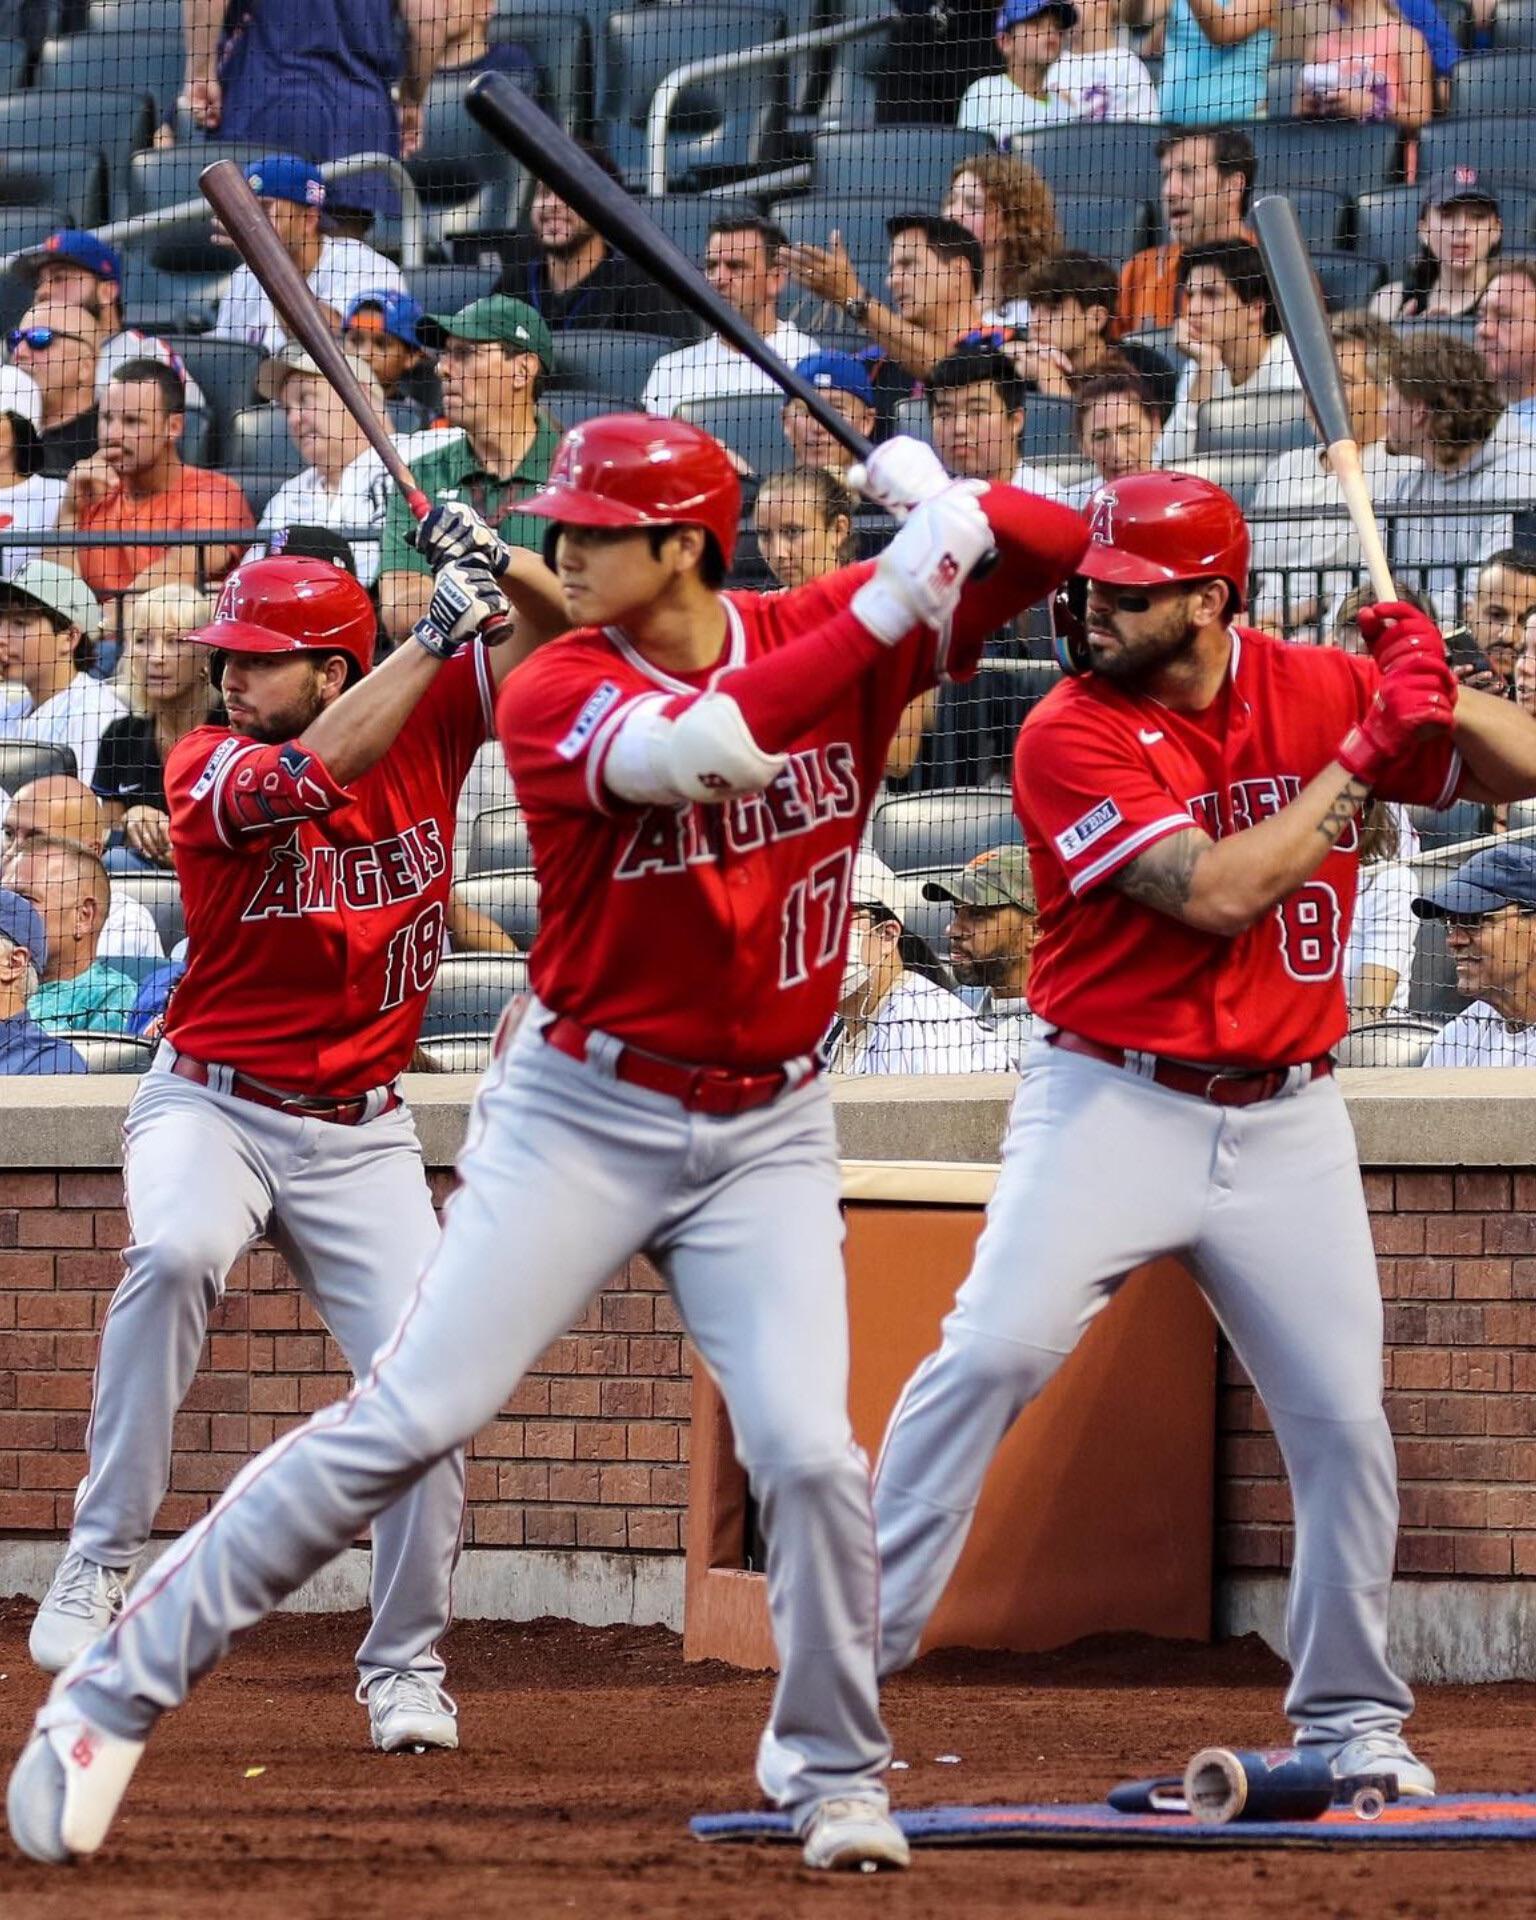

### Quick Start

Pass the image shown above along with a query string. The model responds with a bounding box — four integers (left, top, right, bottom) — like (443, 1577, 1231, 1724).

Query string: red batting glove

(1336, 657, 1458, 786)
(1355, 600, 1449, 676)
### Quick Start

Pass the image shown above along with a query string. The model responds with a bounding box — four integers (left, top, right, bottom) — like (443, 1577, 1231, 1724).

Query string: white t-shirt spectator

(0, 475, 66, 581)
(1155, 333, 1302, 467)
(100, 892, 164, 962)
(641, 323, 819, 418)
(828, 973, 1014, 1074)
(18, 673, 127, 790)
(1011, 457, 1069, 501)
(957, 73, 1076, 145)
(1422, 1002, 1536, 1067)
(1046, 45, 1160, 121)
(1250, 440, 1414, 635)
(257, 450, 394, 588)
(976, 989, 1031, 1068)
(1344, 859, 1415, 1015)
(212, 239, 406, 353)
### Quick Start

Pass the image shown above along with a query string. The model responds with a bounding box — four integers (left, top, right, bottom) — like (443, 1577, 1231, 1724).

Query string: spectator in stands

(641, 218, 816, 417)
(0, 406, 65, 584)
(825, 853, 1012, 1075)
(1016, 252, 1177, 409)
(1046, 0, 1160, 119)
(0, 562, 122, 789)
(343, 291, 442, 432)
(1127, 0, 1274, 125)
(495, 149, 678, 335)
(0, 888, 84, 1073)
(928, 347, 1068, 497)
(437, 0, 539, 88)
(957, 0, 1079, 146)
(1156, 239, 1301, 466)
(91, 584, 217, 871)
(1414, 844, 1536, 1067)
(921, 846, 1037, 1065)
(10, 300, 104, 479)
(1, 775, 164, 961)
(942, 152, 1062, 329)
(1296, 0, 1432, 138)
(1518, 607, 1536, 714)
(781, 354, 879, 473)
(59, 362, 255, 599)
(1116, 127, 1254, 338)
(1250, 311, 1410, 639)
(1384, 331, 1536, 615)
(1068, 370, 1165, 506)
(1476, 263, 1536, 428)
(377, 297, 560, 641)
(1372, 170, 1504, 324)
(4, 835, 136, 1034)
(1347, 802, 1417, 1018)
(211, 158, 406, 352)
(1462, 548, 1536, 689)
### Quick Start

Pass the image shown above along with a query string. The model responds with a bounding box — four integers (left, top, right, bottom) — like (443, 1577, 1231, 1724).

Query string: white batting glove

(846, 435, 952, 518)
(851, 483, 995, 646)
(412, 558, 510, 658)
(409, 498, 513, 577)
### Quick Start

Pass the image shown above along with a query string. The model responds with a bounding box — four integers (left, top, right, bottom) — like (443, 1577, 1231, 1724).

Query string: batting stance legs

(875, 1045, 1416, 1754)
(33, 1063, 464, 1706)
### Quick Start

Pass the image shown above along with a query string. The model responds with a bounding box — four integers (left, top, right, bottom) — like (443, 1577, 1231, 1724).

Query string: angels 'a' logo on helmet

(1088, 489, 1118, 546)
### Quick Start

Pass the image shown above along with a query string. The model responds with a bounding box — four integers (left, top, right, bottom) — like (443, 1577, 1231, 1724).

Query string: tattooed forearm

(1114, 828, 1210, 917)
(1316, 777, 1371, 849)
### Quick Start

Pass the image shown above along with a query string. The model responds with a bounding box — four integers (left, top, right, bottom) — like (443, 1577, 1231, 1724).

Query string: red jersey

(1016, 628, 1461, 1066)
(164, 643, 495, 1094)
(499, 489, 1084, 1070)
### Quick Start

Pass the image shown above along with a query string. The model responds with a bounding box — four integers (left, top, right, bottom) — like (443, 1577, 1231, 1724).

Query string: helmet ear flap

(542, 524, 561, 571)
(208, 649, 227, 691)
(1051, 579, 1092, 675)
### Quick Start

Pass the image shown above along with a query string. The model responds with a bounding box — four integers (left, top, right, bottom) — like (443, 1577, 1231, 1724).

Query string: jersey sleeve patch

(556, 680, 622, 761)
(189, 735, 242, 801)
(1053, 797, 1123, 861)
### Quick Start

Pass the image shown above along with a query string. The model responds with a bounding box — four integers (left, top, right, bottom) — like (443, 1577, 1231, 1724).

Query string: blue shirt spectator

(1153, 0, 1274, 126)
(0, 887, 85, 1072)
(1394, 0, 1462, 75)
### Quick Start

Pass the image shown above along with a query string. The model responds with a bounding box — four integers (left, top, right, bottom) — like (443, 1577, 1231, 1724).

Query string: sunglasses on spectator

(7, 326, 89, 353)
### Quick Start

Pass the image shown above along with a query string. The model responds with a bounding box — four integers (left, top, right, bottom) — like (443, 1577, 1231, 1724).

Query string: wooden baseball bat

(1252, 194, 1396, 603)
(199, 159, 430, 523)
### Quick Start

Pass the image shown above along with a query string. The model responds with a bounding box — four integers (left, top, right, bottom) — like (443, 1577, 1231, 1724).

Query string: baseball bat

(463, 73, 875, 463)
(1252, 194, 1396, 603)
(199, 159, 430, 523)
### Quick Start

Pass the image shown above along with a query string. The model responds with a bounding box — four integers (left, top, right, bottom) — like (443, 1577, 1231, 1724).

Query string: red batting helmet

(517, 413, 742, 565)
(1051, 471, 1251, 673)
(189, 557, 377, 681)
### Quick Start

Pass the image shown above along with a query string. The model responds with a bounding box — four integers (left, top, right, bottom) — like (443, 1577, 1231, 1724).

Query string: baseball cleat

(1324, 1732, 1436, 1798)
(799, 1796, 911, 1872)
(359, 1673, 459, 1754)
(29, 1551, 130, 1675)
(6, 1685, 145, 1864)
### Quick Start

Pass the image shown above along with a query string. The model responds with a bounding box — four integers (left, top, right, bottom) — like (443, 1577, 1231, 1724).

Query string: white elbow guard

(603, 690, 787, 806)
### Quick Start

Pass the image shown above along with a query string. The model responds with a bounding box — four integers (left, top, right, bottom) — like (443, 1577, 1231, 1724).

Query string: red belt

(542, 1015, 811, 1117)
(1047, 1030, 1333, 1108)
(170, 1054, 402, 1127)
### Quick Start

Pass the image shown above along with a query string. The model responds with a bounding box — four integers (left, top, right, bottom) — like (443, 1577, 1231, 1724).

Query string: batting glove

(412, 557, 511, 659)
(409, 499, 513, 577)
(851, 482, 995, 646)
(1355, 600, 1449, 676)
(846, 435, 951, 518)
(1336, 658, 1458, 786)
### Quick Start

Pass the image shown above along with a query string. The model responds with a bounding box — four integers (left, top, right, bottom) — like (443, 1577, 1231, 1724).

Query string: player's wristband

(411, 616, 467, 660)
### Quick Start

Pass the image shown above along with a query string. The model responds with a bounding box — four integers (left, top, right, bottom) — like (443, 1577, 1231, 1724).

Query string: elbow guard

(604, 690, 787, 806)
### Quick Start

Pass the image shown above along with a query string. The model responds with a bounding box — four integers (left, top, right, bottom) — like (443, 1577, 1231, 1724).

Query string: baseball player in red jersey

(26, 544, 563, 1755)
(6, 416, 1089, 1873)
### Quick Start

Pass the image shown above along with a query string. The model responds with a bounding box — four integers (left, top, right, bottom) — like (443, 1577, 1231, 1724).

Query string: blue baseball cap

(1412, 842, 1536, 919)
(243, 155, 327, 211)
(793, 350, 876, 409)
(20, 230, 122, 286)
(996, 0, 1077, 31)
(0, 888, 46, 973)
(344, 287, 424, 349)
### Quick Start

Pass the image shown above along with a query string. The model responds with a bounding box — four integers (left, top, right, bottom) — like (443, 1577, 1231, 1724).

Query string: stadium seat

(408, 75, 527, 249)
(1287, 188, 1349, 254)
(0, 0, 57, 56)
(871, 786, 1020, 874)
(1450, 49, 1536, 117)
(178, 407, 214, 467)
(467, 806, 533, 878)
(422, 953, 530, 1040)
(1171, 450, 1270, 510)
(158, 338, 263, 444)
(1408, 798, 1494, 852)
(1495, 0, 1536, 47)
(115, 870, 185, 951)
(0, 149, 107, 230)
(497, 9, 596, 135)
(123, 144, 268, 321)
(409, 264, 501, 317)
(1194, 391, 1311, 457)
(543, 386, 635, 433)
(1005, 121, 1164, 206)
(1312, 250, 1386, 312)
(226, 405, 302, 479)
(813, 127, 990, 204)
(87, 0, 180, 27)
(1053, 191, 1150, 263)
(1020, 393, 1076, 461)
(0, 89, 156, 223)
(37, 29, 183, 119)
(454, 872, 541, 948)
(630, 194, 758, 272)
(1250, 121, 1399, 195)
(810, 0, 894, 131)
(1265, 59, 1303, 119)
(417, 1036, 494, 1072)
(70, 1033, 155, 1073)
(229, 469, 292, 518)
(0, 737, 75, 791)
(1333, 1017, 1441, 1069)
(1419, 116, 1536, 188)
(128, 145, 276, 220)
(549, 328, 670, 403)
(892, 396, 935, 447)
(677, 391, 792, 478)
(770, 192, 906, 272)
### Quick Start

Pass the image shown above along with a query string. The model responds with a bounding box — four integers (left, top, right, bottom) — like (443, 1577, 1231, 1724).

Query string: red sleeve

(1016, 698, 1199, 897)
(1338, 652, 1464, 809)
(497, 641, 649, 816)
(166, 727, 350, 855)
(938, 482, 1090, 684)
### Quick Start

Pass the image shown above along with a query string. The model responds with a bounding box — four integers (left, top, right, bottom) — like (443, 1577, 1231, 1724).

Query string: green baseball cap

(921, 845, 1035, 912)
(416, 295, 553, 368)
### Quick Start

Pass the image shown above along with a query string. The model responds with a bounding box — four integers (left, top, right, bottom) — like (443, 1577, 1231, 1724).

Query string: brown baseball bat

(199, 159, 430, 523)
(1252, 194, 1396, 602)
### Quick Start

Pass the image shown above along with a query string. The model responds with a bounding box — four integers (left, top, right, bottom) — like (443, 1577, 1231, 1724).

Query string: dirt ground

(0, 1601, 1530, 1920)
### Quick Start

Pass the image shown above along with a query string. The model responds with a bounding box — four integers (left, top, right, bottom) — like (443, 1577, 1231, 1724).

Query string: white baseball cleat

(7, 1686, 145, 1864)
(799, 1796, 911, 1872)
(359, 1672, 459, 1754)
(1325, 1731, 1436, 1798)
(29, 1550, 130, 1675)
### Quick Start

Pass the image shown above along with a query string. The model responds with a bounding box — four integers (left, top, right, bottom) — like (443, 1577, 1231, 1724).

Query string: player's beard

(235, 684, 328, 745)
(540, 219, 596, 261)
(1086, 601, 1200, 683)
(950, 947, 1011, 989)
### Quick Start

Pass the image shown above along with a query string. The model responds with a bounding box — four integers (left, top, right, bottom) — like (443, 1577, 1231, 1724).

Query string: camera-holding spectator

(495, 149, 678, 336)
(59, 362, 255, 599)
(342, 291, 443, 432)
(9, 301, 103, 479)
(928, 347, 1068, 496)
(957, 0, 1079, 146)
(1346, 802, 1417, 1019)
(1414, 845, 1536, 1067)
(1016, 252, 1177, 409)
(2, 775, 164, 959)
(1372, 170, 1504, 325)
(0, 402, 65, 584)
(641, 218, 816, 418)
(1116, 127, 1255, 339)
(920, 845, 1038, 1065)
(1046, 0, 1159, 120)
(941, 152, 1062, 329)
(0, 888, 84, 1073)
(0, 562, 122, 789)
(1296, 0, 1431, 137)
(1066, 370, 1165, 506)
(211, 158, 406, 353)
(1249, 312, 1410, 639)
(3, 834, 137, 1034)
(378, 297, 560, 641)
(1155, 240, 1301, 467)
(781, 354, 879, 472)
(1462, 548, 1536, 689)
(1476, 262, 1536, 430)
(1126, 0, 1274, 126)
(824, 852, 1013, 1075)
